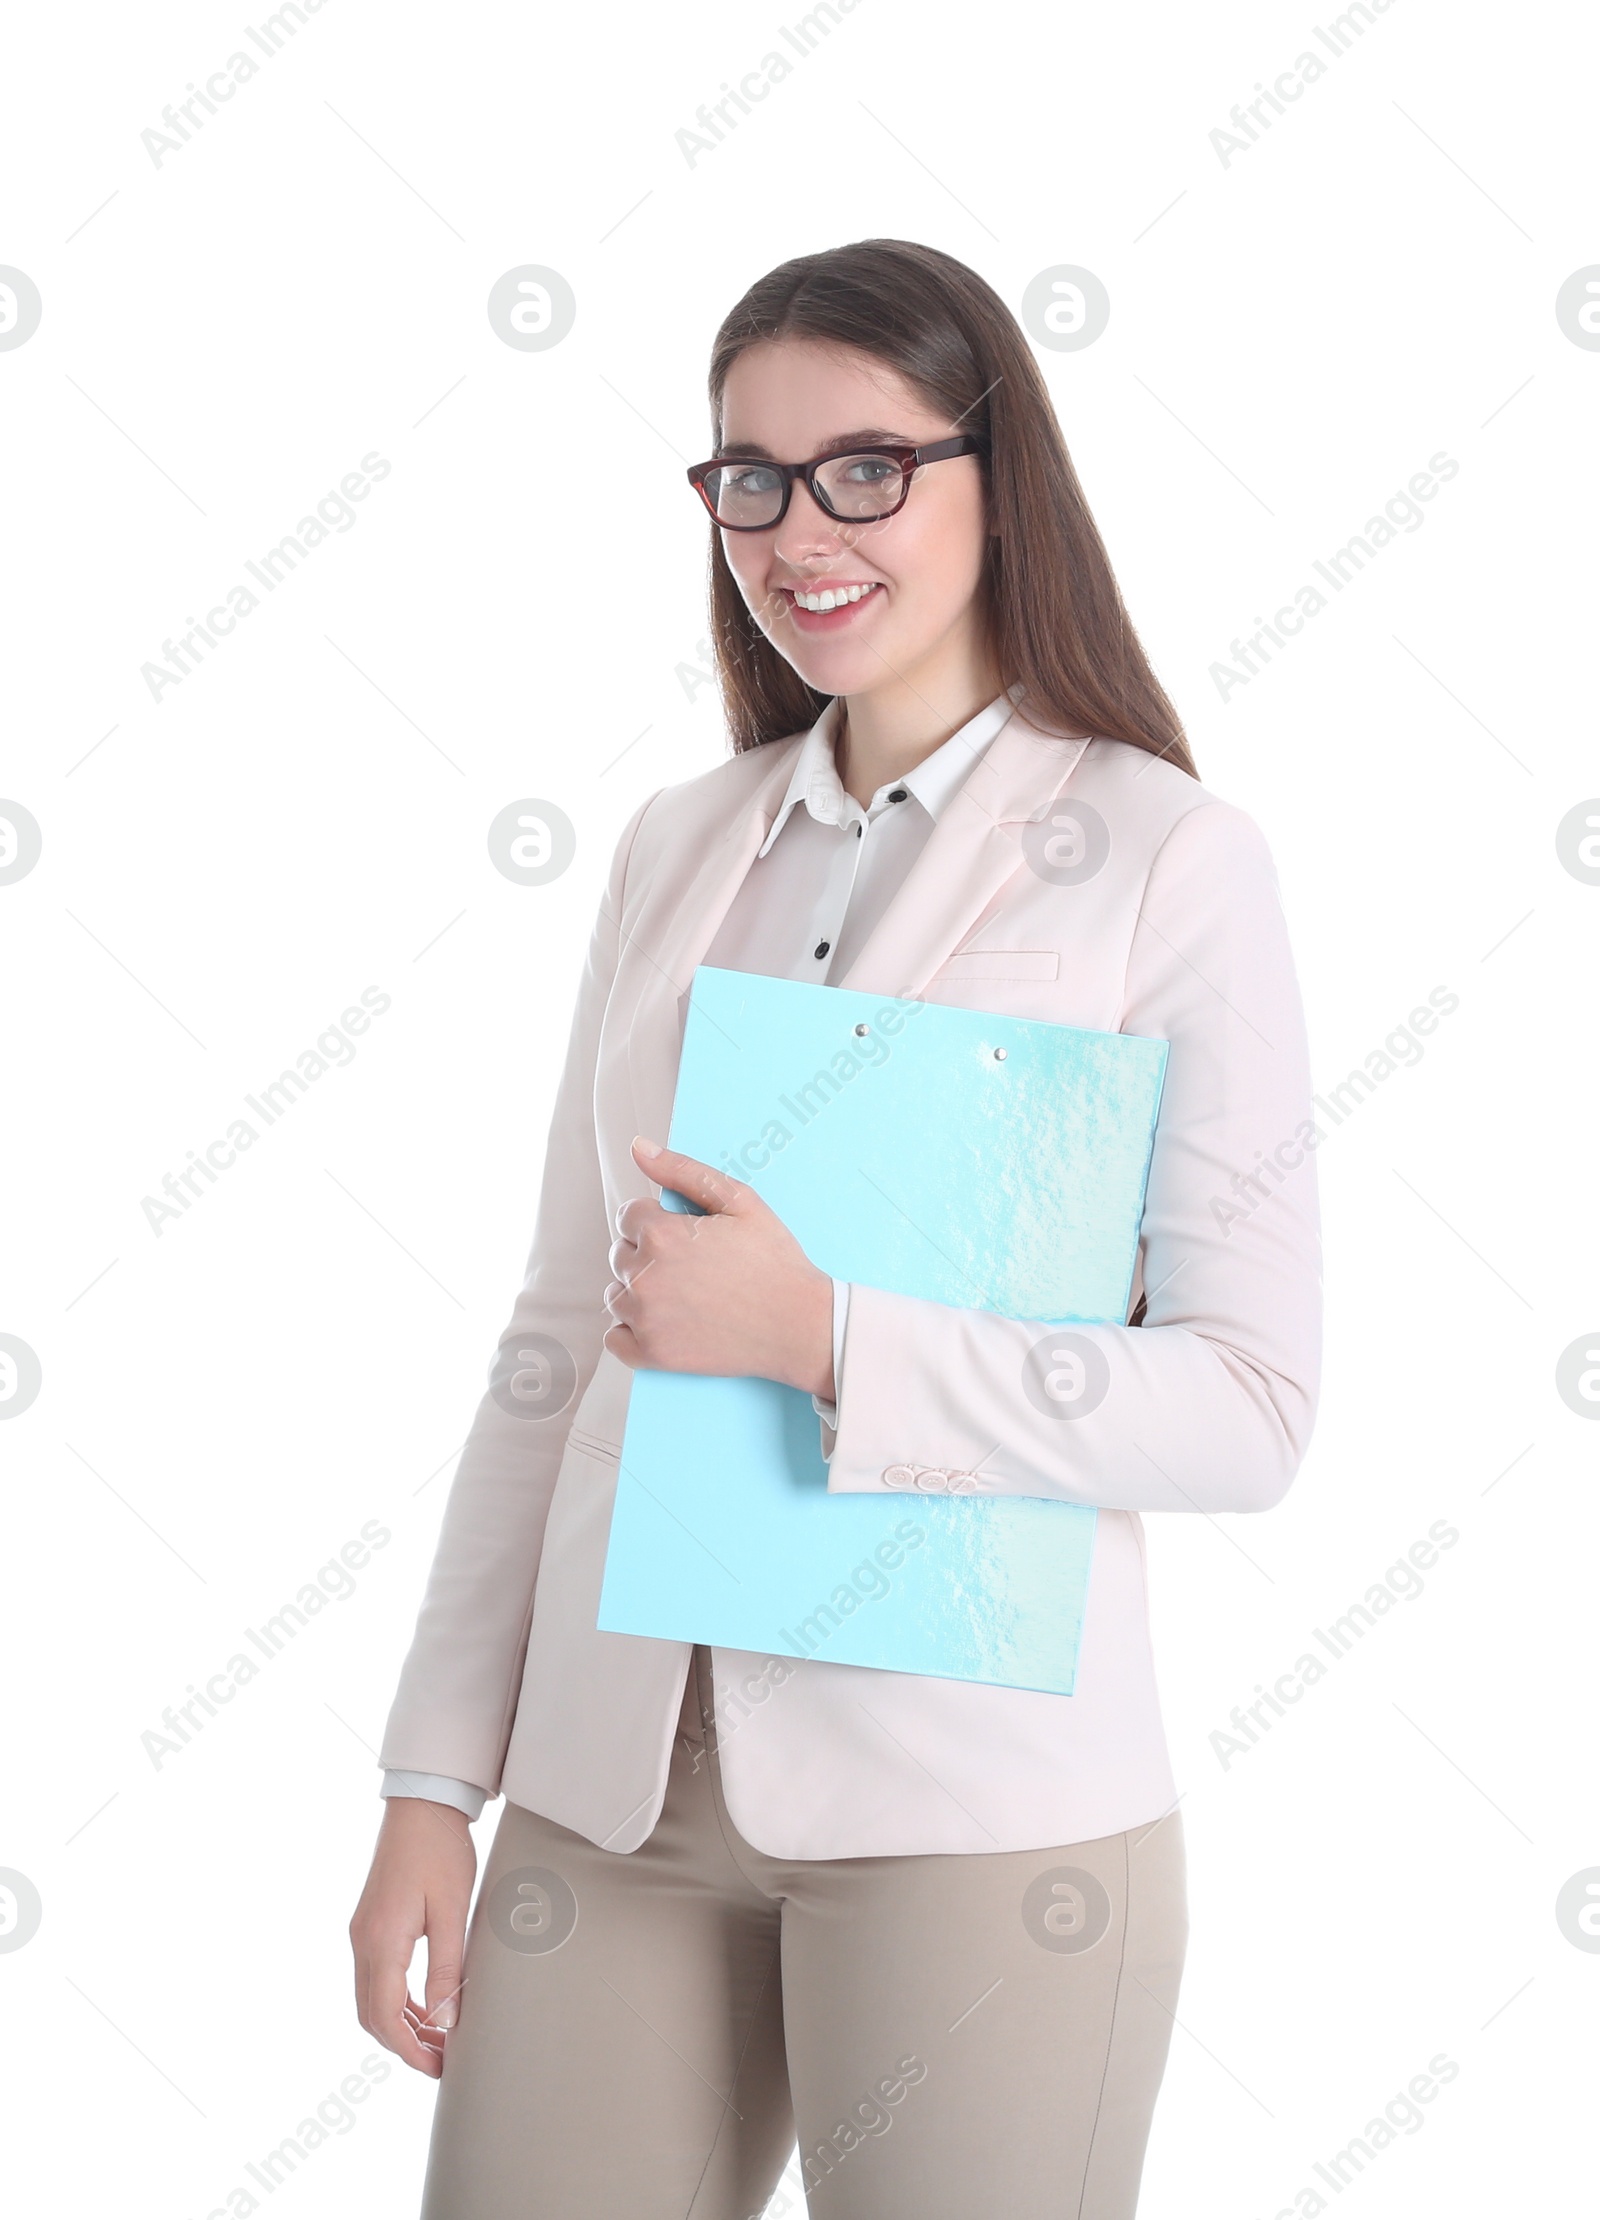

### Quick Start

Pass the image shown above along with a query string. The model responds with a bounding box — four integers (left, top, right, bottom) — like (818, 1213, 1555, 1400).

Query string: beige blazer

(380, 707, 1322, 1858)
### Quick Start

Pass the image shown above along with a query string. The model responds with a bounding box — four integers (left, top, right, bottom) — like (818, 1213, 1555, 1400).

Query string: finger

(403, 1998, 447, 2066)
(632, 1136, 750, 1216)
(423, 1930, 467, 2040)
(606, 1236, 639, 1280)
(603, 1320, 642, 1367)
(614, 1197, 652, 1242)
(359, 1945, 445, 2077)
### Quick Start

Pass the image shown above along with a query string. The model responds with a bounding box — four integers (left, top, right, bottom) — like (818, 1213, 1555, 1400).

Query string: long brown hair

(703, 238, 1196, 778)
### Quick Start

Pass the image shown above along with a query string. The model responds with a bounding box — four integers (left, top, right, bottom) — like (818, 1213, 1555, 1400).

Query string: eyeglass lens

(703, 452, 910, 527)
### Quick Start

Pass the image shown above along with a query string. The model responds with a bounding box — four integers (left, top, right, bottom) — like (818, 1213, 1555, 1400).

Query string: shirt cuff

(810, 1278, 849, 1454)
(380, 1769, 488, 1820)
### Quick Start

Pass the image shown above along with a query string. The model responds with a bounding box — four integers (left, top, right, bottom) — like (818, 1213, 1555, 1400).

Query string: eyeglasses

(686, 435, 983, 531)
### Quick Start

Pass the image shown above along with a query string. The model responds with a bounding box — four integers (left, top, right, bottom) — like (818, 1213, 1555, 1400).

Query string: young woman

(350, 237, 1322, 2219)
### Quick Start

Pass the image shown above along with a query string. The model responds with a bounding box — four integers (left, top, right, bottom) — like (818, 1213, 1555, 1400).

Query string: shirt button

(814, 940, 830, 959)
(854, 822, 863, 837)
(888, 788, 908, 803)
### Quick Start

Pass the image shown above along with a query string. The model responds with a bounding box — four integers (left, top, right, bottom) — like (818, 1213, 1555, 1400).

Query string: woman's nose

(771, 474, 854, 564)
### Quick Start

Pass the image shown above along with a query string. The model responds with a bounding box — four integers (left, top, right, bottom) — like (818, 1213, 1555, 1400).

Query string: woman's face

(714, 337, 993, 703)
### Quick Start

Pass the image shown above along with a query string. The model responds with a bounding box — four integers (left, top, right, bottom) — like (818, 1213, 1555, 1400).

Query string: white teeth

(792, 582, 879, 612)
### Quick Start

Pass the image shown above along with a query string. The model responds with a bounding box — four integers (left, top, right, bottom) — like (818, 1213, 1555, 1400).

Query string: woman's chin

(777, 637, 905, 698)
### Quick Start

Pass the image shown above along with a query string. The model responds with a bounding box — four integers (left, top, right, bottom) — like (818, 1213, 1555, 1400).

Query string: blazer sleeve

(823, 799, 1322, 1514)
(378, 791, 657, 1794)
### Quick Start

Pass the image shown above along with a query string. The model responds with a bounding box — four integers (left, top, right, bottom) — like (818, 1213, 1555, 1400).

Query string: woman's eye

(726, 467, 779, 497)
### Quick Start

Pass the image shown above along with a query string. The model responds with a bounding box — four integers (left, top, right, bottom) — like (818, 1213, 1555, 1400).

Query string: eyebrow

(713, 426, 908, 461)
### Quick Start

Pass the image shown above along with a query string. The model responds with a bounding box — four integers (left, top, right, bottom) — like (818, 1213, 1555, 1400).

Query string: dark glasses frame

(685, 435, 984, 531)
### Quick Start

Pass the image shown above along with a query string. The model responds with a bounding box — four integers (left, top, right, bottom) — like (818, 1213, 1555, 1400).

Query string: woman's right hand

(350, 1797, 477, 2077)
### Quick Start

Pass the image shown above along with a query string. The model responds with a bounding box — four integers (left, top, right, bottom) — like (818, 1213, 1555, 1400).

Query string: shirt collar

(756, 682, 1023, 858)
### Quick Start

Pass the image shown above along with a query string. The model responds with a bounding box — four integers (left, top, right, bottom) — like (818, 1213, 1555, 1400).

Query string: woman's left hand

(603, 1137, 835, 1398)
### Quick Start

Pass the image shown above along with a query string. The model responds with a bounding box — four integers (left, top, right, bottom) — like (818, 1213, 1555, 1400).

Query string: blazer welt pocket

(937, 948, 1060, 982)
(566, 1426, 621, 1465)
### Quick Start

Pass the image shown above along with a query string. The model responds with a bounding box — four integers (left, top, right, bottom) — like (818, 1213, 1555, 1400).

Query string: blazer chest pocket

(936, 948, 1060, 982)
(566, 1426, 620, 1466)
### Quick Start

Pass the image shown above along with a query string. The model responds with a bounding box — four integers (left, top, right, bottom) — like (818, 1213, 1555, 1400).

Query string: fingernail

(435, 2003, 456, 2029)
(633, 1134, 662, 1159)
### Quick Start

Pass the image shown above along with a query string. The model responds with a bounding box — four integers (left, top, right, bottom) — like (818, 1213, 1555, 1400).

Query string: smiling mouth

(779, 581, 884, 617)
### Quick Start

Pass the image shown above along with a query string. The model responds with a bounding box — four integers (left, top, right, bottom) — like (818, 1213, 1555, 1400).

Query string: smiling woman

(698, 240, 1193, 776)
(353, 237, 1322, 2220)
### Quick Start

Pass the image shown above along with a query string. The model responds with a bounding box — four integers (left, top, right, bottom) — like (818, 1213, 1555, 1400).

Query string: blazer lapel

(621, 737, 801, 1137)
(836, 710, 1093, 1000)
(651, 739, 802, 991)
(623, 709, 1093, 1141)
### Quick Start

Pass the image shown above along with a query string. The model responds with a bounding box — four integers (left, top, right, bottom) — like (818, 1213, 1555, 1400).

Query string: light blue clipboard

(596, 966, 1168, 1694)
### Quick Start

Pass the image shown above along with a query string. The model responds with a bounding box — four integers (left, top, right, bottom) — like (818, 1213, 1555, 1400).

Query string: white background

(2, 1, 1596, 2214)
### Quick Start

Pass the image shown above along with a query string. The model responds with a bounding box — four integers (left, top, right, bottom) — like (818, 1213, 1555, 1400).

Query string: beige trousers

(420, 1647, 1186, 2219)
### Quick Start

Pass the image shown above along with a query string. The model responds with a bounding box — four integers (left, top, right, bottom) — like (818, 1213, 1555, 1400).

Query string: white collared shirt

(704, 685, 1020, 1434)
(382, 689, 1019, 1819)
(701, 687, 1019, 986)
